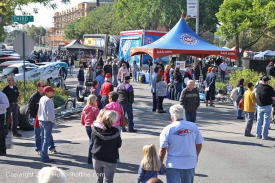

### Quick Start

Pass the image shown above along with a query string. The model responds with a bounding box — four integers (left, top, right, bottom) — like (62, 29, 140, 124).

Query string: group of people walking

(233, 75, 275, 139)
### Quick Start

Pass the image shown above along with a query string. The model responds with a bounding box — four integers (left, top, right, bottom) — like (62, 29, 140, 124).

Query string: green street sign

(12, 16, 34, 24)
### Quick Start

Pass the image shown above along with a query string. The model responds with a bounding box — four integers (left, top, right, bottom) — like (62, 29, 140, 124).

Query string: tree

(4, 30, 23, 43)
(64, 18, 84, 40)
(26, 26, 46, 45)
(216, 0, 275, 66)
(114, 0, 223, 34)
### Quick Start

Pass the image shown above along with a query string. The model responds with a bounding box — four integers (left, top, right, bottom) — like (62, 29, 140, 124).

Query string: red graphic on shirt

(173, 128, 193, 136)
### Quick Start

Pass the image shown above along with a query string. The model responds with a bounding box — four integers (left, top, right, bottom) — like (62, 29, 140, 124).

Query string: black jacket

(179, 88, 200, 112)
(103, 64, 112, 75)
(266, 65, 275, 77)
(91, 125, 122, 163)
(173, 72, 183, 84)
(77, 69, 85, 82)
(256, 84, 275, 106)
(2, 85, 19, 103)
(28, 91, 42, 118)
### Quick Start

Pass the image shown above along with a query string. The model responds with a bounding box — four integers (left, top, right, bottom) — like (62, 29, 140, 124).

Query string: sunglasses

(39, 85, 46, 87)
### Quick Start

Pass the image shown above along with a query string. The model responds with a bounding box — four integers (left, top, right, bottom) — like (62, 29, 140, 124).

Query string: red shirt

(34, 115, 39, 128)
(100, 82, 114, 97)
(164, 69, 170, 83)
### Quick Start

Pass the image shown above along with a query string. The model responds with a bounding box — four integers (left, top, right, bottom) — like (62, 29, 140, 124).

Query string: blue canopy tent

(130, 14, 238, 60)
(254, 50, 275, 59)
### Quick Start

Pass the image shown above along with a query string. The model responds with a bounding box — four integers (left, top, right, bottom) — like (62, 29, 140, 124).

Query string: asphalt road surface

(2, 69, 275, 183)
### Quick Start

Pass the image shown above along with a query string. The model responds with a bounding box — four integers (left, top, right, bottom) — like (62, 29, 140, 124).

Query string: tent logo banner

(179, 33, 198, 45)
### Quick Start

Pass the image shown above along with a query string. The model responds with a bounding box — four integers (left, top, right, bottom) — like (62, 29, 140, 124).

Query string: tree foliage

(216, 0, 275, 66)
(114, 0, 223, 34)
(4, 30, 23, 43)
(26, 25, 46, 45)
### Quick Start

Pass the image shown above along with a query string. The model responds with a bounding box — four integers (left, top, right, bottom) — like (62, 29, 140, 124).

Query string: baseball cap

(43, 86, 55, 93)
(124, 76, 131, 80)
(270, 62, 274, 65)
(262, 76, 271, 82)
(105, 73, 112, 78)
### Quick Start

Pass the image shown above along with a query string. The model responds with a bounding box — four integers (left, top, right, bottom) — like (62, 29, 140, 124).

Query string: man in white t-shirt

(159, 104, 203, 183)
(219, 60, 228, 82)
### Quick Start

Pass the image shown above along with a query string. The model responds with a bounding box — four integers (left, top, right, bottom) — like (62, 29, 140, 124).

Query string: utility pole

(96, 0, 99, 7)
(195, 0, 199, 35)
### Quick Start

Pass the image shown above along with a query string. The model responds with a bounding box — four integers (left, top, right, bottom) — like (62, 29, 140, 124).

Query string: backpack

(230, 88, 238, 101)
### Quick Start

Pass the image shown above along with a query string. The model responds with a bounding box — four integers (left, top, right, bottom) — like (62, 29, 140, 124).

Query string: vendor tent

(63, 40, 91, 50)
(130, 15, 238, 60)
(254, 50, 275, 58)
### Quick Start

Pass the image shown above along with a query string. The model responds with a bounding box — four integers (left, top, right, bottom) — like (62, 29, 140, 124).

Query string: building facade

(49, 0, 114, 50)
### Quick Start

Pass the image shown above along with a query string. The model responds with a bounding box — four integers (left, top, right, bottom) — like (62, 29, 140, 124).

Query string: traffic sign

(13, 34, 35, 59)
(12, 16, 34, 24)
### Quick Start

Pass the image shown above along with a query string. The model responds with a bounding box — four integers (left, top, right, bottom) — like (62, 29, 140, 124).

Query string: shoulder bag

(119, 104, 129, 128)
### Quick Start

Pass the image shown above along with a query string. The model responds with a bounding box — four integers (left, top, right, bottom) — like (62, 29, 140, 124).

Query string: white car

(0, 62, 68, 81)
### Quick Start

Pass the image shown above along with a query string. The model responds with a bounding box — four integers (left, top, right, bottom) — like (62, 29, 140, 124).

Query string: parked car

(0, 62, 68, 81)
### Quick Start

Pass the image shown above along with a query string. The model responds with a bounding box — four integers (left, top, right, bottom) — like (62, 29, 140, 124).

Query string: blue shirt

(151, 73, 158, 93)
(205, 72, 216, 90)
(95, 75, 105, 94)
(137, 165, 166, 183)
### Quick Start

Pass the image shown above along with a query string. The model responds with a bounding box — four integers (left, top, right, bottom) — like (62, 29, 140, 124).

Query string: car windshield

(0, 66, 7, 73)
(2, 67, 18, 75)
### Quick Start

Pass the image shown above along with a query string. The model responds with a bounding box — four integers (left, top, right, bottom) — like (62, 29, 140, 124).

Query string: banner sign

(84, 38, 105, 47)
(187, 0, 197, 18)
(176, 61, 186, 71)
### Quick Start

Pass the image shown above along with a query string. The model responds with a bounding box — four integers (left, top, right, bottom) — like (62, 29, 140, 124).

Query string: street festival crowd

(0, 50, 274, 183)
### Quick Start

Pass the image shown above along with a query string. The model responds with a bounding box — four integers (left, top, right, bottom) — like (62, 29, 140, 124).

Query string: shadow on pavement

(116, 162, 139, 174)
(205, 137, 272, 148)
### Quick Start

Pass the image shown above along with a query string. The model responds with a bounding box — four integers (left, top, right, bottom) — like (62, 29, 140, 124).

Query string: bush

(0, 80, 69, 108)
(229, 68, 261, 87)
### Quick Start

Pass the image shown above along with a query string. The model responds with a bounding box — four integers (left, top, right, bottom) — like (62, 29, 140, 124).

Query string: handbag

(119, 104, 129, 128)
(238, 97, 244, 110)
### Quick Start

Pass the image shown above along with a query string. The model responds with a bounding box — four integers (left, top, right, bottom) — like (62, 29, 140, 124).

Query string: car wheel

(76, 85, 84, 102)
(18, 105, 34, 131)
(65, 98, 76, 110)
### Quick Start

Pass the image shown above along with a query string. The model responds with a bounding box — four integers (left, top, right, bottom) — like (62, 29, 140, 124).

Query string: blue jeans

(166, 168, 195, 183)
(220, 70, 225, 81)
(97, 95, 103, 110)
(256, 105, 272, 139)
(174, 83, 183, 101)
(112, 74, 118, 87)
(69, 65, 73, 75)
(85, 126, 93, 164)
(185, 112, 197, 123)
(34, 127, 55, 152)
(132, 71, 137, 81)
(79, 81, 84, 85)
(40, 121, 54, 162)
(121, 103, 134, 130)
(101, 96, 109, 108)
(152, 93, 158, 111)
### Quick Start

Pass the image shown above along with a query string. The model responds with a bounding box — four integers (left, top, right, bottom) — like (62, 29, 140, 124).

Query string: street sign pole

(12, 15, 34, 104)
(22, 32, 26, 103)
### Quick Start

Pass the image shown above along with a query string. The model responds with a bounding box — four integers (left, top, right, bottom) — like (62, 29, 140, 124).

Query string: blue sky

(15, 0, 81, 28)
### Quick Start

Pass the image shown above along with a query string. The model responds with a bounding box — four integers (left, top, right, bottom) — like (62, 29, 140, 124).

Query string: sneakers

(128, 129, 138, 133)
(42, 159, 54, 163)
(157, 110, 166, 113)
(13, 132, 22, 137)
(122, 128, 127, 132)
(209, 104, 215, 107)
(50, 149, 57, 154)
(244, 134, 254, 137)
(36, 151, 41, 155)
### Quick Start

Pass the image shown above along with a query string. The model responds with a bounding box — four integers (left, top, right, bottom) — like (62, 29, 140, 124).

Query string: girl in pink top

(80, 94, 99, 164)
(118, 63, 129, 82)
(104, 91, 123, 129)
